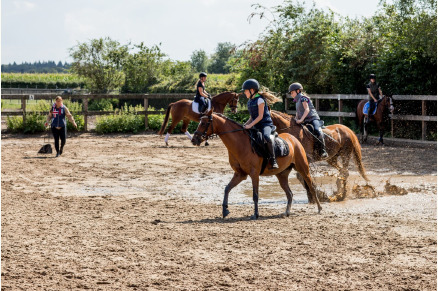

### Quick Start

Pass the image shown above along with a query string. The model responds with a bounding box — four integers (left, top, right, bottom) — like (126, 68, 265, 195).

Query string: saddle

(192, 98, 211, 114)
(363, 99, 382, 115)
(303, 120, 325, 136)
(247, 126, 290, 174)
(302, 121, 327, 157)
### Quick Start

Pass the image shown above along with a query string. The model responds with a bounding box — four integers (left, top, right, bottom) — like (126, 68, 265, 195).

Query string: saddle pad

(192, 99, 211, 114)
(248, 129, 289, 158)
(363, 101, 377, 115)
(274, 137, 290, 157)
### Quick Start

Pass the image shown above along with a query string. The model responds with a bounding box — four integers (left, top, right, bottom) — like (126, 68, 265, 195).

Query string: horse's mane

(212, 91, 235, 98)
(212, 113, 244, 128)
(271, 110, 293, 121)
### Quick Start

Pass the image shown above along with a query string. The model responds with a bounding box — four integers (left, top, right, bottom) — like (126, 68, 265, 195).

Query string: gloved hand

(207, 93, 211, 99)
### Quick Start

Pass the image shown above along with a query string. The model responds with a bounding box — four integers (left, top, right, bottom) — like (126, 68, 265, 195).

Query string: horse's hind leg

(294, 154, 322, 213)
(276, 169, 294, 217)
(296, 172, 315, 204)
(181, 118, 192, 140)
(164, 120, 180, 146)
(331, 153, 350, 202)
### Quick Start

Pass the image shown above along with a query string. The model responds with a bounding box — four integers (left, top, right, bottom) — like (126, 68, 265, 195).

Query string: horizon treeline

(1, 61, 71, 73)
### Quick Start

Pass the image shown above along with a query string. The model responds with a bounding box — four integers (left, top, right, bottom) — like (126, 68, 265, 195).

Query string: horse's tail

(351, 133, 369, 182)
(158, 103, 173, 135)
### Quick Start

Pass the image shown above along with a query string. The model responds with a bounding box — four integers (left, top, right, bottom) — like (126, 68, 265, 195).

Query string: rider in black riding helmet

(194, 72, 211, 113)
(243, 79, 280, 169)
(365, 74, 383, 124)
(289, 82, 328, 158)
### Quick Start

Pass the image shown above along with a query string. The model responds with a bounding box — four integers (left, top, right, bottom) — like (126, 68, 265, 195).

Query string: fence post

(144, 97, 149, 130)
(83, 98, 88, 132)
(422, 100, 426, 140)
(338, 96, 343, 124)
(21, 97, 26, 125)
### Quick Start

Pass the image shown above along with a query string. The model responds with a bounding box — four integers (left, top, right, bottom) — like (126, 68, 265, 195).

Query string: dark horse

(270, 110, 369, 202)
(356, 95, 394, 144)
(191, 110, 322, 220)
(158, 92, 239, 146)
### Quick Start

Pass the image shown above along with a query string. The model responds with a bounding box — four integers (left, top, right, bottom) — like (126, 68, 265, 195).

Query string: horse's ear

(207, 108, 213, 116)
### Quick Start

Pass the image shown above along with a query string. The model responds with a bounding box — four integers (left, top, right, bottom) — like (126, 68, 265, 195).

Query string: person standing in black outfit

(45, 96, 77, 157)
(194, 72, 211, 113)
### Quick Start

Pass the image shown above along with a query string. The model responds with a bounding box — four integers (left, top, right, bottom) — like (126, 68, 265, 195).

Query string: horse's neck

(211, 94, 229, 113)
(213, 117, 249, 155)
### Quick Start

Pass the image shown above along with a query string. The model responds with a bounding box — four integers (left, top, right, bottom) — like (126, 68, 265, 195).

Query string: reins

(194, 113, 247, 141)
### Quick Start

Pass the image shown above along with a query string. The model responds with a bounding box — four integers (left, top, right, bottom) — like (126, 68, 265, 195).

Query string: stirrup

(269, 158, 279, 169)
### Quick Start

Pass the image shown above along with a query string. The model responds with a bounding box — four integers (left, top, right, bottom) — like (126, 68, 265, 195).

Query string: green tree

(208, 42, 235, 74)
(190, 50, 209, 72)
(69, 37, 128, 93)
(122, 43, 165, 93)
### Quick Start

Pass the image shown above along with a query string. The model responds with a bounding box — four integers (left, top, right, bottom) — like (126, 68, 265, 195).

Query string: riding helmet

(241, 79, 260, 92)
(369, 74, 376, 79)
(288, 82, 303, 93)
(199, 72, 207, 78)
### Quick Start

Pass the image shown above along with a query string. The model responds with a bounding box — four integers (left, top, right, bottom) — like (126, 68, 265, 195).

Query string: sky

(1, 0, 382, 65)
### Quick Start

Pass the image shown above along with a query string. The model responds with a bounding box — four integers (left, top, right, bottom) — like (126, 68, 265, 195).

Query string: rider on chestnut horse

(242, 79, 280, 169)
(288, 82, 328, 158)
(194, 72, 211, 114)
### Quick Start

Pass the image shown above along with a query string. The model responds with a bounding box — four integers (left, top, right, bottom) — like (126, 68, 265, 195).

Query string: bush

(95, 103, 145, 134)
(6, 113, 46, 133)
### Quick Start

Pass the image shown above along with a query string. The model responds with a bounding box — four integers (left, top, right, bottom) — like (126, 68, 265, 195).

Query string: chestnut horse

(191, 110, 322, 220)
(270, 110, 369, 202)
(158, 92, 239, 146)
(356, 95, 394, 144)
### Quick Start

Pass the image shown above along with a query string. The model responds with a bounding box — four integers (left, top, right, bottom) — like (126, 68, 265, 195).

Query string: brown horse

(270, 110, 369, 202)
(356, 95, 394, 144)
(158, 92, 239, 146)
(191, 110, 322, 220)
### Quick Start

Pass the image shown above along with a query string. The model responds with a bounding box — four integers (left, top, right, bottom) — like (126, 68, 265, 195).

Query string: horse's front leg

(250, 174, 260, 220)
(378, 123, 384, 145)
(223, 172, 246, 218)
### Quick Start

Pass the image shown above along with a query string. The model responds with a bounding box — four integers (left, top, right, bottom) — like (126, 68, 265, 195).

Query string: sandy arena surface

(1, 133, 437, 290)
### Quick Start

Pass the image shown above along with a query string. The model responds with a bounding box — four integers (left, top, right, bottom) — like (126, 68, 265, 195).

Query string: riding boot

(267, 137, 279, 169)
(318, 133, 328, 158)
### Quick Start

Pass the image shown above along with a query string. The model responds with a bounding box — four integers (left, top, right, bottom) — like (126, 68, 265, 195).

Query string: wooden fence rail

(1, 93, 194, 132)
(285, 94, 437, 141)
(1, 93, 436, 141)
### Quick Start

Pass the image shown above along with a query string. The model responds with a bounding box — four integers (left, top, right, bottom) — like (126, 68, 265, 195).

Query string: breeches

(256, 125, 274, 142)
(309, 119, 323, 136)
(52, 127, 66, 152)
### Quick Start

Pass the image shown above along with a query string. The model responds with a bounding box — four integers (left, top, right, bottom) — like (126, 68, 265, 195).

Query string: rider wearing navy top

(45, 96, 77, 157)
(289, 82, 328, 158)
(243, 79, 279, 169)
(194, 72, 211, 113)
(365, 73, 383, 124)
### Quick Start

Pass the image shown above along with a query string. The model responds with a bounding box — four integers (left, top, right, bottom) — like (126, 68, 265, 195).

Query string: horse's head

(192, 109, 214, 146)
(227, 92, 240, 114)
(383, 95, 394, 114)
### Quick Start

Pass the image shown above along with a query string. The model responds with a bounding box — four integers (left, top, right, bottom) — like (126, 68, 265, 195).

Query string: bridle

(386, 95, 394, 113)
(194, 115, 214, 141)
(228, 94, 239, 111)
(193, 114, 245, 142)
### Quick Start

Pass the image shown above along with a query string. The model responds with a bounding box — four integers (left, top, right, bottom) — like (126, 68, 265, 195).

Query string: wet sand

(2, 133, 436, 290)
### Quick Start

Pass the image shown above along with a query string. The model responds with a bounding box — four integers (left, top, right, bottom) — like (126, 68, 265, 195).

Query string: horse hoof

(165, 142, 168, 146)
(250, 214, 259, 220)
(222, 209, 230, 218)
(205, 142, 209, 146)
(281, 212, 290, 218)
